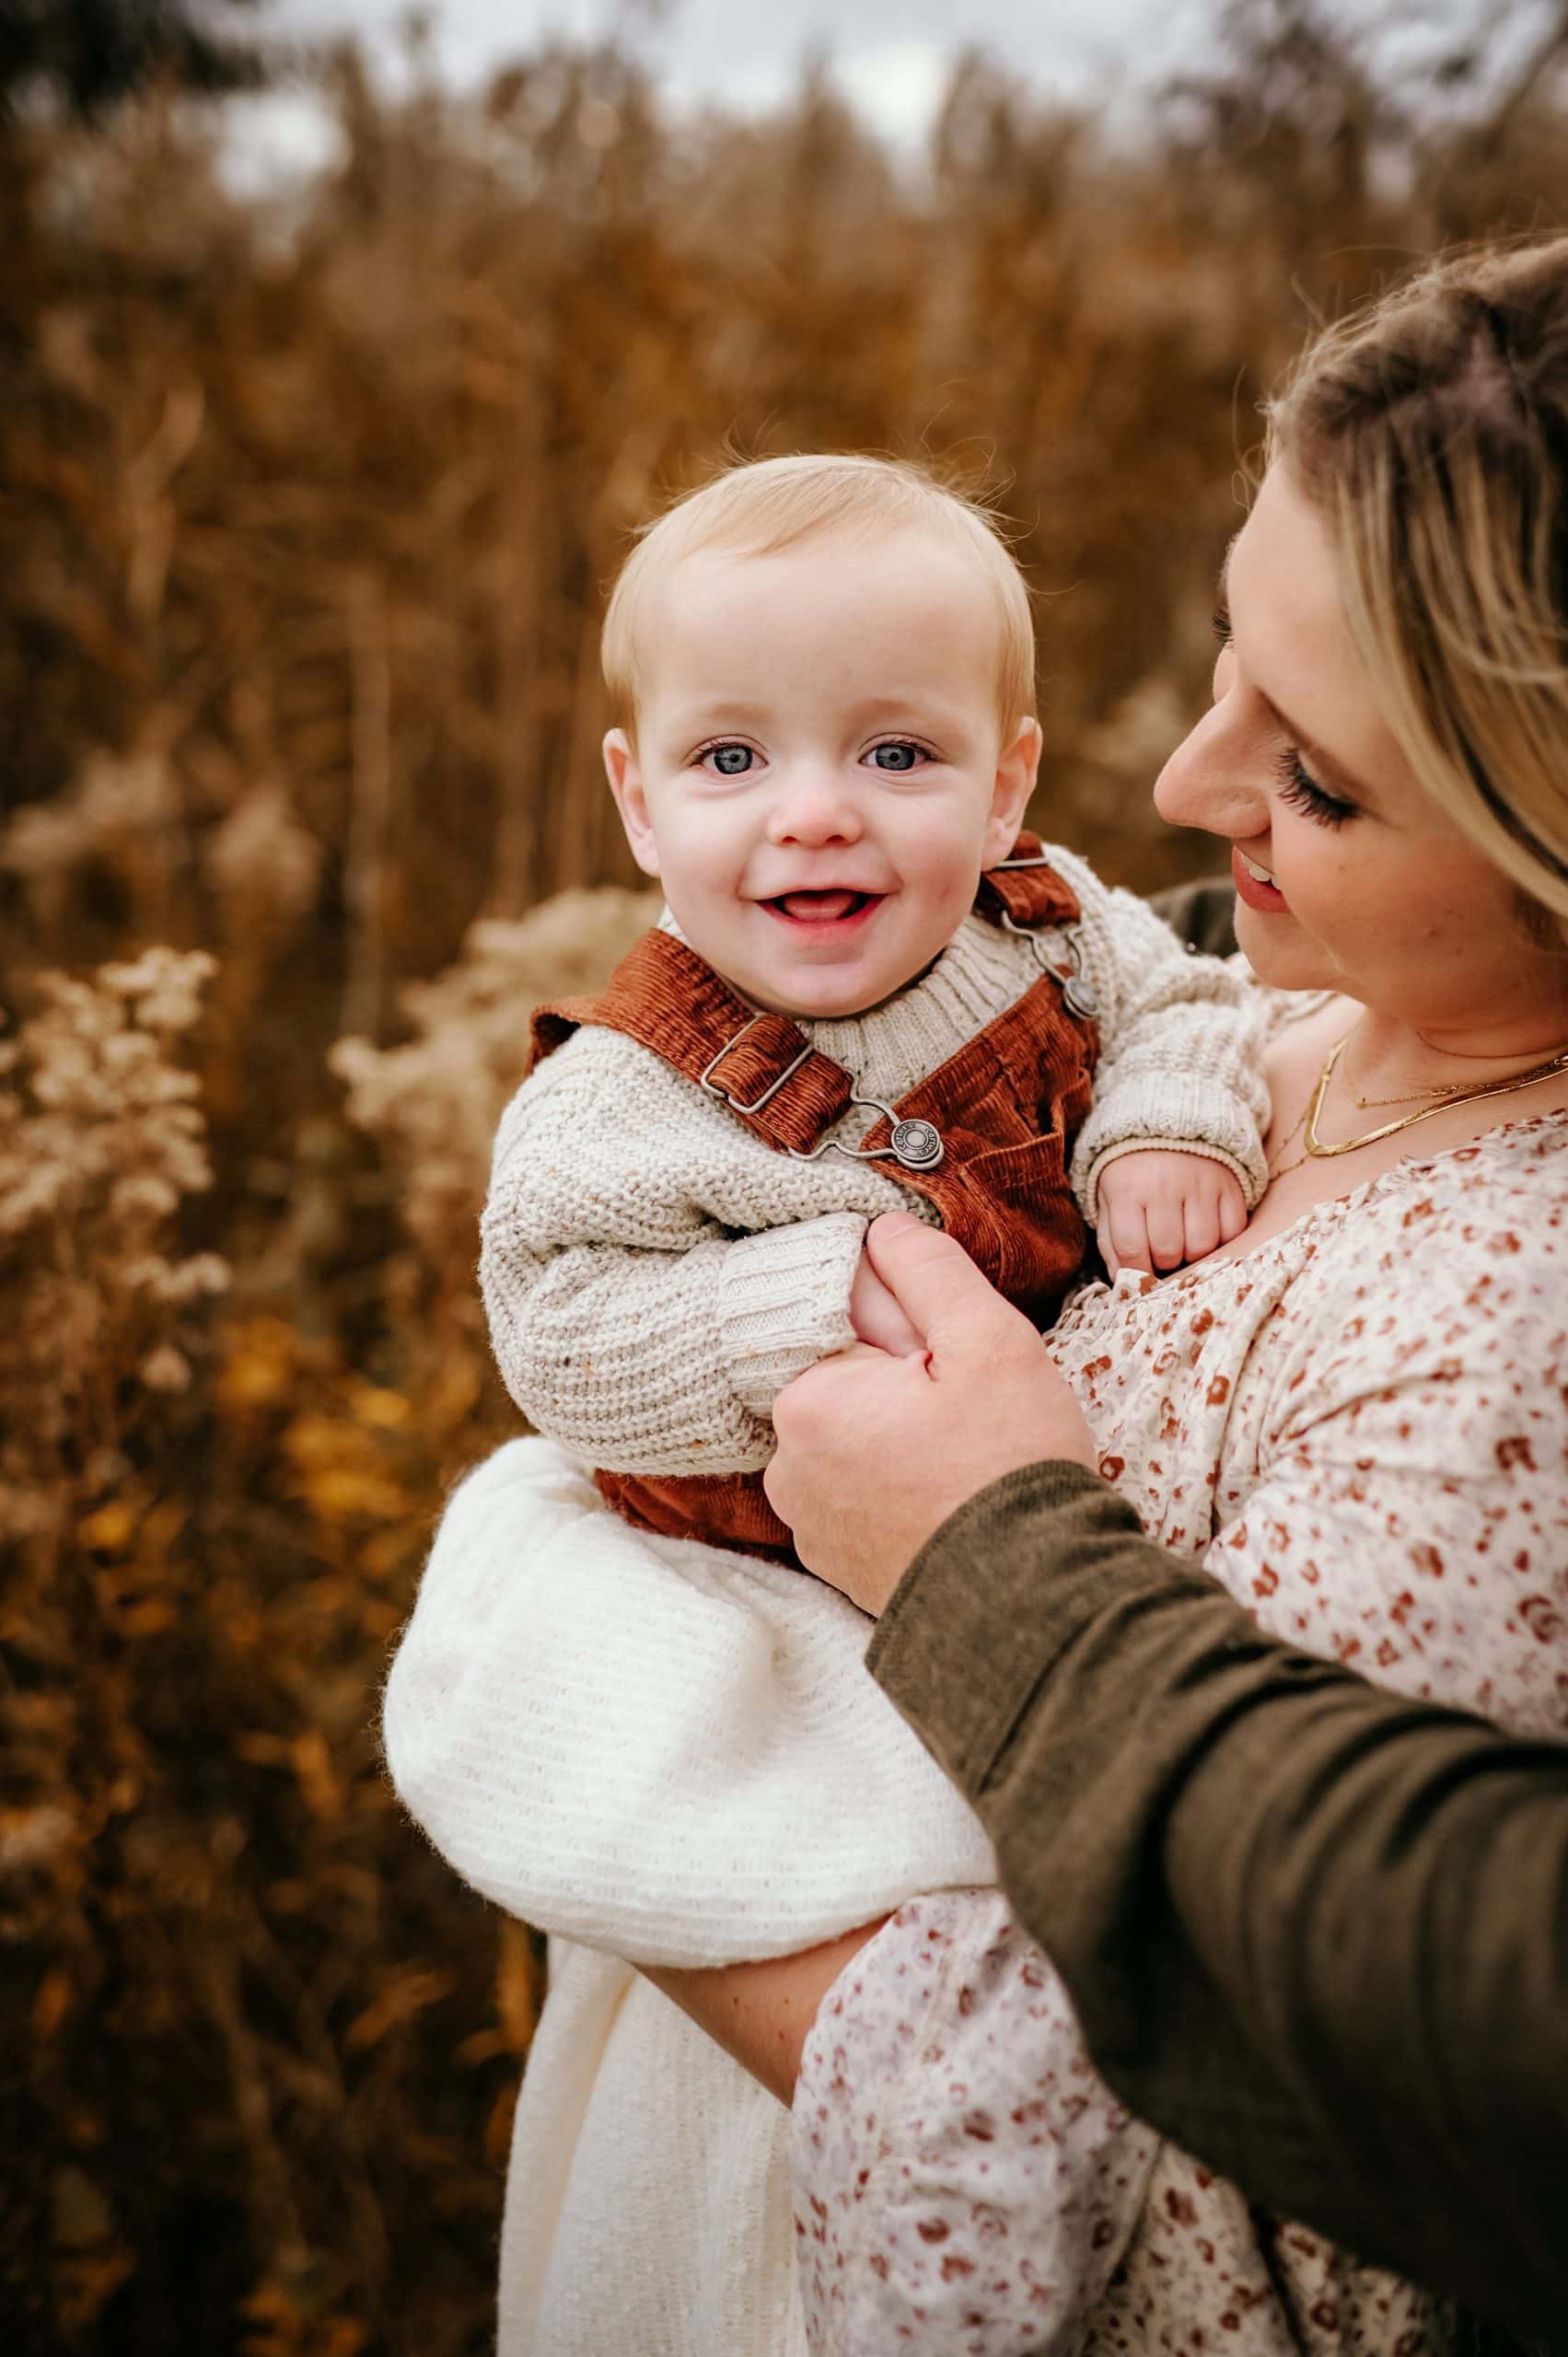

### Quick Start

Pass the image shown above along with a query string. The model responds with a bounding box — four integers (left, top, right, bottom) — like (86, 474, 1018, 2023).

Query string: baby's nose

(767, 769, 865, 845)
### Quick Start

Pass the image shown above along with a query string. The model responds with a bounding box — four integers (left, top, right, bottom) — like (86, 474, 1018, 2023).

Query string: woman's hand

(765, 1213, 1098, 1615)
(849, 1241, 925, 1355)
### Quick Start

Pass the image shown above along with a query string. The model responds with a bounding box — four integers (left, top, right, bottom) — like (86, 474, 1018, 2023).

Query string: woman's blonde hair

(601, 453, 1036, 737)
(1267, 238, 1568, 943)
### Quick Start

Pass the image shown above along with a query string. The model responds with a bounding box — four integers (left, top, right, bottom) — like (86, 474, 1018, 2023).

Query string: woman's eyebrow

(1212, 532, 1244, 624)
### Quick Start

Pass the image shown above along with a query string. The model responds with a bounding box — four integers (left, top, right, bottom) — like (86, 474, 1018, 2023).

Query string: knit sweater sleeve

(479, 1024, 865, 1473)
(1042, 846, 1272, 1220)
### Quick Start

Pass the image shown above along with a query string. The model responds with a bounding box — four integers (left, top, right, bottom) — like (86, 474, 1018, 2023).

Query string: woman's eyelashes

(1210, 595, 1357, 827)
(1273, 745, 1358, 828)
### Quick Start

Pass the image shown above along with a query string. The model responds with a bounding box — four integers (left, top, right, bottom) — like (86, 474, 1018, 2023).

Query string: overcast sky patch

(238, 1, 1568, 189)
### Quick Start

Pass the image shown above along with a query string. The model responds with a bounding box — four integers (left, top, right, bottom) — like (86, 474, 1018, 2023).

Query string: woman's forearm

(644, 1919, 889, 2105)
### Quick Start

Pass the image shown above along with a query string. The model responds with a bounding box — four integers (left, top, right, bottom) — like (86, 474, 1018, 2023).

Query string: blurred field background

(4, 0, 1568, 2348)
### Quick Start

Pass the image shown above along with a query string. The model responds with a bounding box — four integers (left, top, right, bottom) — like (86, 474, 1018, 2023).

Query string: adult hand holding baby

(768, 1211, 1097, 1613)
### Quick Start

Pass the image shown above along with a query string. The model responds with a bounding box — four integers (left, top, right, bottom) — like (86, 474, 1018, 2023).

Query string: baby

(391, 455, 1272, 2355)
(481, 456, 1269, 1557)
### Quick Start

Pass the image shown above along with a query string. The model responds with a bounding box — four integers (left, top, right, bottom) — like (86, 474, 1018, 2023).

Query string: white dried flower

(110, 1175, 182, 1224)
(0, 1805, 76, 1874)
(0, 948, 229, 1507)
(139, 1344, 192, 1394)
(332, 885, 656, 1329)
(205, 784, 322, 925)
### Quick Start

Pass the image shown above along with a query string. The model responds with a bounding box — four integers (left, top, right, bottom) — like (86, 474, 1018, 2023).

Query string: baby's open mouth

(765, 890, 878, 923)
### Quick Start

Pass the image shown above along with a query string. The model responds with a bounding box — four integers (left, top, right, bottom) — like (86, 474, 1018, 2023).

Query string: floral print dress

(794, 1111, 1568, 2356)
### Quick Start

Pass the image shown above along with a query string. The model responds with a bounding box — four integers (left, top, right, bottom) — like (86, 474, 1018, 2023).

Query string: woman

(693, 238, 1568, 2351)
(388, 238, 1568, 2351)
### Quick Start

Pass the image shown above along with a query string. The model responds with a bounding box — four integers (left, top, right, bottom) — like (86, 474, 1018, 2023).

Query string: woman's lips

(1230, 844, 1289, 913)
(764, 889, 880, 928)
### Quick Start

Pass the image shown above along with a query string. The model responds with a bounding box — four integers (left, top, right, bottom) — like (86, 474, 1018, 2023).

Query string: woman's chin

(1232, 902, 1337, 993)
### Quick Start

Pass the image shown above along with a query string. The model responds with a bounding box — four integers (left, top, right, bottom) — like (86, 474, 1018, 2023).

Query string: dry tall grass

(3, 5, 1566, 2347)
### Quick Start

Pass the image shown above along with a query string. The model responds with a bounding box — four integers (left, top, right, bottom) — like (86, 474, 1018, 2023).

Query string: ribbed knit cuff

(1075, 1135, 1258, 1226)
(716, 1213, 866, 1417)
(1071, 1079, 1270, 1221)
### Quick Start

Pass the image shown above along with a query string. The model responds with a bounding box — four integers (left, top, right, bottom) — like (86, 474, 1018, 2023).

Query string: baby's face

(604, 528, 1039, 1018)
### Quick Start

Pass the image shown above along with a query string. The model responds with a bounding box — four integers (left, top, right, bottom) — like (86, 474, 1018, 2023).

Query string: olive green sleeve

(865, 1461, 1568, 2347)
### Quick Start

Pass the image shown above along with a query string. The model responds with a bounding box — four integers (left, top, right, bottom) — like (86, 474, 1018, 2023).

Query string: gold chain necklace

(1268, 1031, 1568, 1180)
(1264, 1097, 1310, 1179)
(1351, 1074, 1478, 1109)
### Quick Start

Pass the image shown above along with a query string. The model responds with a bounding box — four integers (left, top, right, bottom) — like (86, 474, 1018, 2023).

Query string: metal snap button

(889, 1117, 944, 1171)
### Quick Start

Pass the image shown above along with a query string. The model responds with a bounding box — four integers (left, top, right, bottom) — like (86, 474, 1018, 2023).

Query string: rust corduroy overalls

(526, 834, 1101, 1562)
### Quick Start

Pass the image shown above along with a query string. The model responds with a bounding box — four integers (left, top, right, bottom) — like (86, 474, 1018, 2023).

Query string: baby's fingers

(1144, 1199, 1188, 1271)
(1217, 1175, 1249, 1242)
(1181, 1191, 1223, 1266)
(1102, 1203, 1151, 1276)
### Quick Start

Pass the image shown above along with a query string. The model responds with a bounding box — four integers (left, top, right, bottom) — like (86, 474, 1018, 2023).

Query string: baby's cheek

(922, 862, 984, 939)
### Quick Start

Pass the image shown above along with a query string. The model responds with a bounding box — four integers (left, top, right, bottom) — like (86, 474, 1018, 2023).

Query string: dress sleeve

(1041, 846, 1272, 1219)
(1179, 1211, 1568, 1734)
(480, 1028, 865, 1472)
(793, 1888, 1157, 2355)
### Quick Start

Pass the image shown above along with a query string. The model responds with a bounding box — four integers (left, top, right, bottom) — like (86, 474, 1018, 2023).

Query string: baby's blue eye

(706, 744, 754, 776)
(868, 742, 922, 772)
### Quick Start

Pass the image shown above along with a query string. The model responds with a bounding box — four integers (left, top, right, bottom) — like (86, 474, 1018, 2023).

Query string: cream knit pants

(384, 1437, 997, 2354)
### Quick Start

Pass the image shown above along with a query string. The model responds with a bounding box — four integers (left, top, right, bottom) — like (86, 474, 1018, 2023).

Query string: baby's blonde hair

(1268, 237, 1568, 944)
(602, 453, 1037, 737)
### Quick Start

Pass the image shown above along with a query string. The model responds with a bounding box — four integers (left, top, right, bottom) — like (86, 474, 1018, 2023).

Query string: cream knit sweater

(384, 853, 1271, 2357)
(478, 843, 1271, 1467)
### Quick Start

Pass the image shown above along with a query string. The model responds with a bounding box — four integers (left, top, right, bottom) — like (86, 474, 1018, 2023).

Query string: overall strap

(974, 831, 1083, 932)
(528, 832, 1081, 1155)
(527, 931, 855, 1155)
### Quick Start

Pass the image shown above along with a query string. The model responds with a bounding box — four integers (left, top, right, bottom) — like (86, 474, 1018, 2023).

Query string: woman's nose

(1153, 690, 1272, 844)
(766, 770, 864, 846)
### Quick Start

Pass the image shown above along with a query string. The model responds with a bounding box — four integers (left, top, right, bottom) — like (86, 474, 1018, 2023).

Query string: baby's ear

(982, 717, 1042, 865)
(603, 729, 661, 878)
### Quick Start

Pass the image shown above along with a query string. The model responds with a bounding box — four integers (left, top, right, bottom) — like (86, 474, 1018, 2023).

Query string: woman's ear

(604, 729, 661, 878)
(981, 717, 1043, 866)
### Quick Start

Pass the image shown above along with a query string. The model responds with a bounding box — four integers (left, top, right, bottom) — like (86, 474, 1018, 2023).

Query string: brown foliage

(2, 5, 1565, 2347)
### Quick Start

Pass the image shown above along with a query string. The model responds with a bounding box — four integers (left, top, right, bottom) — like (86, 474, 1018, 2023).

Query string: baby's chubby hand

(1095, 1149, 1247, 1276)
(849, 1244, 926, 1356)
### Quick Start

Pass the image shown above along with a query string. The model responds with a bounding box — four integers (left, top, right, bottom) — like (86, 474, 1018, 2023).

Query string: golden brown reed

(3, 8, 1566, 2349)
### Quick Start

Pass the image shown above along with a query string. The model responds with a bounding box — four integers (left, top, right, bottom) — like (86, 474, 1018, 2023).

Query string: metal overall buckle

(699, 1017, 944, 1173)
(990, 852, 1099, 1021)
(699, 1019, 815, 1117)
